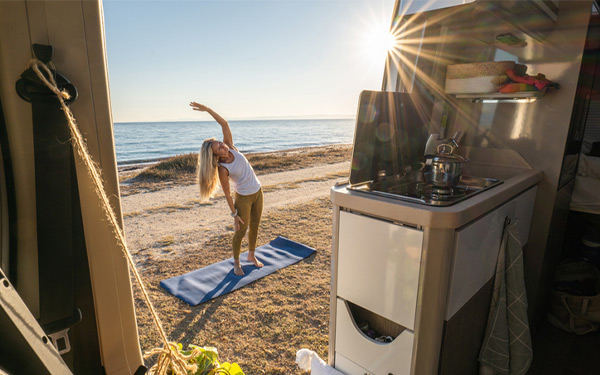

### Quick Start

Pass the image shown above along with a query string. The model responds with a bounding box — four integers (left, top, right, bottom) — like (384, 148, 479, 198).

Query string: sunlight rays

(385, 0, 474, 97)
(360, 18, 398, 68)
(358, 0, 490, 142)
(381, 0, 489, 138)
(355, 0, 463, 77)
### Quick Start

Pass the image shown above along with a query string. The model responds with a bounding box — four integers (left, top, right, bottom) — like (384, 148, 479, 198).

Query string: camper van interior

(1, 0, 600, 374)
(330, 0, 600, 374)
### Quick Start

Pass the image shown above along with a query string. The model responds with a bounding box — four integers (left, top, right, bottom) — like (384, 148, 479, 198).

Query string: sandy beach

(122, 159, 350, 266)
(120, 144, 351, 374)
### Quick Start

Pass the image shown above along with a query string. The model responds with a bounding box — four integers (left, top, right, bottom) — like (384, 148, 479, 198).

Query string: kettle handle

(437, 143, 455, 154)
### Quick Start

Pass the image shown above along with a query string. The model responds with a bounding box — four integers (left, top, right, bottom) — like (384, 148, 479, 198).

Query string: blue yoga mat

(160, 236, 316, 305)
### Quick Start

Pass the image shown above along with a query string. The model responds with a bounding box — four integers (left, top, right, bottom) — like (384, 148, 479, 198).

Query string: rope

(25, 58, 204, 375)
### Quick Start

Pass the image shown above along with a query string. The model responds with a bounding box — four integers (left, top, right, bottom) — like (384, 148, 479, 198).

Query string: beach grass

(126, 145, 350, 374)
(134, 152, 198, 181)
(124, 144, 351, 187)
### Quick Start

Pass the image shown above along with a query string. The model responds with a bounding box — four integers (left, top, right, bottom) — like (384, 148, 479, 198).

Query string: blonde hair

(197, 138, 220, 202)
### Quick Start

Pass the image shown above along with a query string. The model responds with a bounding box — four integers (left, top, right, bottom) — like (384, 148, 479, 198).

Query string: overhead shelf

(453, 91, 545, 102)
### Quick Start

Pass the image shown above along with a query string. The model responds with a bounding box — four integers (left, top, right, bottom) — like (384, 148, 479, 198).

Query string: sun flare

(361, 23, 397, 66)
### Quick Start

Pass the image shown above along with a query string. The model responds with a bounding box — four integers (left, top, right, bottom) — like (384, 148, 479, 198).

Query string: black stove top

(347, 173, 503, 206)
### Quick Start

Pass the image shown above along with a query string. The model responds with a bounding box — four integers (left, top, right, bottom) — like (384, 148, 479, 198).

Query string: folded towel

(296, 349, 345, 375)
(577, 153, 600, 178)
(479, 219, 532, 375)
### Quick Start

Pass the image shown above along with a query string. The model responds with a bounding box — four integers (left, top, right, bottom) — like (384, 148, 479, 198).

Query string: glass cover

(349, 90, 432, 185)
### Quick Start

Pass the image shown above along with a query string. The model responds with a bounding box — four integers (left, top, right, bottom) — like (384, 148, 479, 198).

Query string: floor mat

(160, 236, 316, 305)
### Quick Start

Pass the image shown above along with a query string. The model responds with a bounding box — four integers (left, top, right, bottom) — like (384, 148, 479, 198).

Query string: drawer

(335, 298, 414, 375)
(337, 211, 423, 329)
(335, 353, 373, 375)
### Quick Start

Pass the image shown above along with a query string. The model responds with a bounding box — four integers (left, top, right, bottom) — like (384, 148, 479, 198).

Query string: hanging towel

(479, 218, 533, 375)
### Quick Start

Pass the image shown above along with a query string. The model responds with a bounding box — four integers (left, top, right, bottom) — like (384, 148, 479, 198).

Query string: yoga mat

(160, 236, 316, 305)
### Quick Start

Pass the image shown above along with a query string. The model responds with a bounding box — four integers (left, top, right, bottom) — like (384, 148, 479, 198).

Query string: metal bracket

(41, 308, 82, 356)
(47, 329, 72, 355)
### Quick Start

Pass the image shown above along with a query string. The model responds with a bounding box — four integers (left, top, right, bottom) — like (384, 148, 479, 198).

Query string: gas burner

(348, 174, 503, 206)
(430, 186, 467, 201)
(431, 186, 453, 195)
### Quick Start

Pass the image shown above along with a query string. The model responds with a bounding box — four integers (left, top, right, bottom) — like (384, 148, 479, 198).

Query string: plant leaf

(220, 362, 245, 375)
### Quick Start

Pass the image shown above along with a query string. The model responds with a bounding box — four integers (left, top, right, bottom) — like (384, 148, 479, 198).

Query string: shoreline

(117, 143, 353, 174)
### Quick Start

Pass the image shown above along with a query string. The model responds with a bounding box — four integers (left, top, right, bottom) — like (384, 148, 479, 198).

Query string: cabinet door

(445, 187, 536, 319)
(337, 211, 423, 329)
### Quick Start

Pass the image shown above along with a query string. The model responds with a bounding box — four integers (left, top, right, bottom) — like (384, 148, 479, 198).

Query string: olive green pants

(232, 188, 263, 259)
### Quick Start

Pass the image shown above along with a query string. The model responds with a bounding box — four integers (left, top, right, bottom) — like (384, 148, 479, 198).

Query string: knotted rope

(25, 58, 201, 375)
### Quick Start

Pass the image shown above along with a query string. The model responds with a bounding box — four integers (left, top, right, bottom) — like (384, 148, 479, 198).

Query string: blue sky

(102, 0, 396, 122)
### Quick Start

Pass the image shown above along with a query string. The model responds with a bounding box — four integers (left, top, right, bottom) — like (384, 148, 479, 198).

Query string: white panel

(400, 0, 476, 16)
(515, 187, 537, 246)
(335, 299, 413, 375)
(337, 211, 423, 329)
(445, 187, 537, 319)
(335, 353, 372, 375)
(446, 205, 509, 319)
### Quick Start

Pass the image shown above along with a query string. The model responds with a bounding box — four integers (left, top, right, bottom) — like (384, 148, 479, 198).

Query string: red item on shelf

(506, 68, 552, 90)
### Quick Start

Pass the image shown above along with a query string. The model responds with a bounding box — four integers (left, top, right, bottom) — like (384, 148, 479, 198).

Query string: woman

(191, 102, 264, 276)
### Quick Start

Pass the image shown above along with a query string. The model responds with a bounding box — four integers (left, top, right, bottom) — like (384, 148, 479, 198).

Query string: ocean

(113, 119, 355, 165)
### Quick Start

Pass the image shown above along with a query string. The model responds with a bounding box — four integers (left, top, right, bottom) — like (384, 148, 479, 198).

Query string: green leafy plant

(172, 344, 245, 375)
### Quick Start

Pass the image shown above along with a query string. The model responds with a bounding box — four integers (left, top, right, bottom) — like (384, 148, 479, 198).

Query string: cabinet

(331, 182, 538, 375)
(334, 211, 423, 375)
(439, 187, 537, 374)
(445, 187, 536, 320)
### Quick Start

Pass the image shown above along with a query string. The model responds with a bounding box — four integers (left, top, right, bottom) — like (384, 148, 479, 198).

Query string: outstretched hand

(190, 102, 208, 112)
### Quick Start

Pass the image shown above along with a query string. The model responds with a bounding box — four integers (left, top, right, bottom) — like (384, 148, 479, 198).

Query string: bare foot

(248, 252, 264, 268)
(234, 259, 244, 276)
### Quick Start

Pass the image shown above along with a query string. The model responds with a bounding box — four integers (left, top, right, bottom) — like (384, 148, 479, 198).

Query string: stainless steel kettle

(423, 142, 469, 187)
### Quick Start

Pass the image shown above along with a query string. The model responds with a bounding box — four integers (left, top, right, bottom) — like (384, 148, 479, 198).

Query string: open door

(0, 1, 145, 374)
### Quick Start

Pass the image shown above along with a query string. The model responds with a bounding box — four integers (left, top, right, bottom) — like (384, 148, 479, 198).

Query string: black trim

(0, 95, 18, 284)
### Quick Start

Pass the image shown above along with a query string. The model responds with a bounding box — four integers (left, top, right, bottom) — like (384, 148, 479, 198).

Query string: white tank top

(219, 148, 261, 195)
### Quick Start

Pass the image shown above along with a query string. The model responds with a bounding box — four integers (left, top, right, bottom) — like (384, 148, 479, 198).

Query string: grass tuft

(156, 236, 175, 247)
(127, 145, 351, 186)
(135, 153, 198, 181)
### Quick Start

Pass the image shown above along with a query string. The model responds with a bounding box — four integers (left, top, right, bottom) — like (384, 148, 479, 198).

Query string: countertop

(331, 168, 542, 229)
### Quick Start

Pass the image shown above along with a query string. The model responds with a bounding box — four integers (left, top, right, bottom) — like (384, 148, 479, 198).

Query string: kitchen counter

(331, 168, 542, 229)
(330, 164, 541, 374)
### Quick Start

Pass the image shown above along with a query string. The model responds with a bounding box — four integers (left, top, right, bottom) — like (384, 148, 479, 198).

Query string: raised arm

(190, 102, 234, 148)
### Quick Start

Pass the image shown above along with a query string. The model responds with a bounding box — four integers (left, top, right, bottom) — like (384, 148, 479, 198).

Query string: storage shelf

(453, 91, 544, 102)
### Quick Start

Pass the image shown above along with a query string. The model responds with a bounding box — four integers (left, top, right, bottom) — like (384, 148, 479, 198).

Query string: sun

(360, 22, 397, 66)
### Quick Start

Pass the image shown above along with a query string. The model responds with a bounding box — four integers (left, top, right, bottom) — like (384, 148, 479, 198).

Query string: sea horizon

(115, 115, 355, 124)
(114, 118, 356, 165)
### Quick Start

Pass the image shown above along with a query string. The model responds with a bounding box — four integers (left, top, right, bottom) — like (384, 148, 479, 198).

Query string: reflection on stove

(347, 173, 503, 206)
